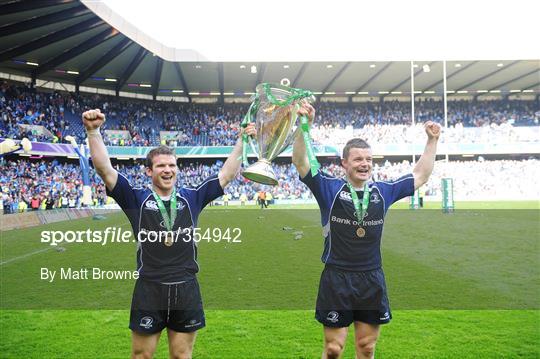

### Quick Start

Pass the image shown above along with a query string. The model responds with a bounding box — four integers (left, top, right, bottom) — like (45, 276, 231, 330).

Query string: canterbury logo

(145, 200, 159, 210)
(339, 191, 352, 202)
(175, 202, 185, 210)
(145, 200, 185, 211)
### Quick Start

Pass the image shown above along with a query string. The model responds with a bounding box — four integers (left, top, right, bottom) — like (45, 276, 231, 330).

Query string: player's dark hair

(342, 138, 371, 159)
(146, 146, 175, 168)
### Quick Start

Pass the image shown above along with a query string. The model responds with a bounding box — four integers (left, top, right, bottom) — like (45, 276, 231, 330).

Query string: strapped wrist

(86, 128, 101, 136)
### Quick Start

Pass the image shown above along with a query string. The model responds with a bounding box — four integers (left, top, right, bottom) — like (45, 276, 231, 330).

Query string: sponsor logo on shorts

(184, 319, 201, 328)
(326, 311, 339, 323)
(140, 316, 153, 329)
(379, 311, 390, 321)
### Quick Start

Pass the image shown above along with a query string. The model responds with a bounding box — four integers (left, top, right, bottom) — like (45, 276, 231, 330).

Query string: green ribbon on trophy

(347, 183, 370, 238)
(240, 99, 259, 168)
(298, 105, 320, 176)
(152, 189, 176, 247)
(241, 83, 319, 185)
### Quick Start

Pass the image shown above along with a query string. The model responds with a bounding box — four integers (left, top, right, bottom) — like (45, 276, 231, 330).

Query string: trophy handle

(241, 99, 260, 166)
(248, 135, 259, 158)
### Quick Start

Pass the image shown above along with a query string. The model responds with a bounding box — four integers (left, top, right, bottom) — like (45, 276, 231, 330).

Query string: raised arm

(291, 102, 315, 178)
(82, 109, 118, 192)
(413, 121, 441, 190)
(218, 123, 256, 188)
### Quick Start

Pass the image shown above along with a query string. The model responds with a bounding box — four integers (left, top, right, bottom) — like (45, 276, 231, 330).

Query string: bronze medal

(165, 232, 174, 247)
(356, 227, 366, 238)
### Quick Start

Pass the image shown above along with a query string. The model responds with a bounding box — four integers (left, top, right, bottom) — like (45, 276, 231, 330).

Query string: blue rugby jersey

(106, 173, 223, 283)
(300, 170, 414, 271)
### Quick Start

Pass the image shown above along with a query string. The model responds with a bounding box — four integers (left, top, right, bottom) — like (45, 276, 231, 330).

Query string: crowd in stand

(310, 121, 540, 146)
(0, 81, 71, 143)
(1, 157, 538, 214)
(316, 99, 539, 128)
(0, 158, 107, 213)
(2, 81, 538, 148)
(1, 81, 537, 214)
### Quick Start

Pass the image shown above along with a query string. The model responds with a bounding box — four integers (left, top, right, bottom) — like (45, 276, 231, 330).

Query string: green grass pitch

(1, 201, 539, 358)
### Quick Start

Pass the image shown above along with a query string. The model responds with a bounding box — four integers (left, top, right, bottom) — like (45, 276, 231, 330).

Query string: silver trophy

(242, 82, 315, 185)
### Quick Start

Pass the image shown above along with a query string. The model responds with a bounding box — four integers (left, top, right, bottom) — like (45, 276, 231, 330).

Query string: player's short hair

(342, 138, 371, 159)
(146, 145, 175, 169)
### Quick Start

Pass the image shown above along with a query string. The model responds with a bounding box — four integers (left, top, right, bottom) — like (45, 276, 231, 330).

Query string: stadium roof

(0, 0, 538, 100)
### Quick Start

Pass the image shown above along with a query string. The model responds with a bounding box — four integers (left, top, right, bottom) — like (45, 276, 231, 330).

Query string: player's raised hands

(297, 99, 315, 124)
(82, 109, 106, 131)
(424, 121, 441, 140)
(242, 122, 257, 137)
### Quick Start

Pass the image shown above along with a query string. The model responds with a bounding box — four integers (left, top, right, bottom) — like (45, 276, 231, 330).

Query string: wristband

(86, 128, 101, 136)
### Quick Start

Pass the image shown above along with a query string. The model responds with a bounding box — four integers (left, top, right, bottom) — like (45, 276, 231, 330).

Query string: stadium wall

(4, 138, 539, 159)
(0, 208, 118, 231)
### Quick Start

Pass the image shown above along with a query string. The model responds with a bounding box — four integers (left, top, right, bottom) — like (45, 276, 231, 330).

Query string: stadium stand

(1, 80, 538, 213)
(2, 82, 538, 147)
(1, 157, 538, 214)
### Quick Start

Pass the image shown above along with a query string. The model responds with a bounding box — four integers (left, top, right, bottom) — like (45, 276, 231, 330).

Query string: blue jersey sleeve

(105, 172, 139, 210)
(300, 169, 344, 224)
(179, 175, 224, 224)
(376, 174, 415, 212)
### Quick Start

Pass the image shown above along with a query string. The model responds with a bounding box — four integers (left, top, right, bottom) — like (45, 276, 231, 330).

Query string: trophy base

(242, 160, 278, 186)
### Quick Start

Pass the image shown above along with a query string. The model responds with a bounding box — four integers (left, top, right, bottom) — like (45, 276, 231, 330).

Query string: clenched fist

(82, 109, 106, 131)
(242, 123, 257, 138)
(297, 100, 315, 124)
(424, 121, 441, 140)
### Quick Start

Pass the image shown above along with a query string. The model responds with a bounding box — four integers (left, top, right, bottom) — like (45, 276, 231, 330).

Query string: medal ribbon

(347, 182, 370, 226)
(152, 188, 177, 232)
